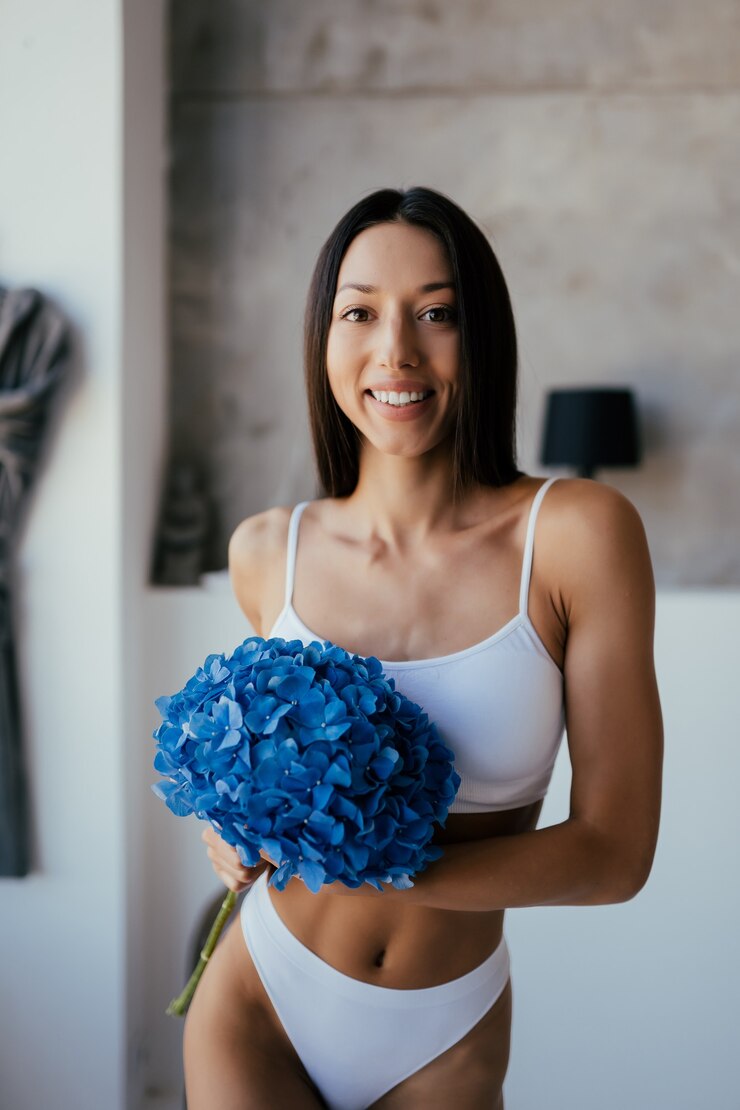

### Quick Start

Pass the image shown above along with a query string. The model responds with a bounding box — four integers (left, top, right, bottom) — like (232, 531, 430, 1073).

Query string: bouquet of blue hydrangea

(152, 635, 460, 1014)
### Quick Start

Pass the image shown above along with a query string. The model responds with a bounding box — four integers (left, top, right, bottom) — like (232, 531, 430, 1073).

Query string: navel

(373, 948, 386, 968)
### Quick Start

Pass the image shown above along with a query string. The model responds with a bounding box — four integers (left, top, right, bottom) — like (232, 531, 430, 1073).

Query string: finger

(218, 860, 268, 894)
(206, 845, 249, 878)
(214, 840, 242, 866)
(207, 846, 268, 885)
(202, 825, 243, 864)
(215, 867, 250, 894)
(201, 824, 235, 848)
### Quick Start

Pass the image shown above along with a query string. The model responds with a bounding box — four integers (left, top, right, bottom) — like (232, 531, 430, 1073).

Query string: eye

(339, 307, 370, 322)
(422, 305, 457, 324)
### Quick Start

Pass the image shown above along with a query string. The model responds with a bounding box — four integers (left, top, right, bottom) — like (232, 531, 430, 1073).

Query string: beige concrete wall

(168, 2, 740, 584)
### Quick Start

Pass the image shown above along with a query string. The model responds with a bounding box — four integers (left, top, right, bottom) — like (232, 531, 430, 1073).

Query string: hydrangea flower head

(152, 636, 460, 893)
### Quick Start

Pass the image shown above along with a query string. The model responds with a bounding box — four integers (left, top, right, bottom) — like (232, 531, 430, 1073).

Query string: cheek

(325, 352, 350, 414)
(324, 332, 338, 390)
(326, 326, 358, 367)
(326, 330, 362, 395)
(438, 332, 461, 367)
(325, 329, 343, 382)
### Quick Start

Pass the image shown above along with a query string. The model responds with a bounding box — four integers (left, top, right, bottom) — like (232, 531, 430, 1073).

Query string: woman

(184, 186, 663, 1109)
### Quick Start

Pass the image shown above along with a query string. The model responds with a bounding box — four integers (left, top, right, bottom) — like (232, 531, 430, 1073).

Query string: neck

(343, 440, 479, 551)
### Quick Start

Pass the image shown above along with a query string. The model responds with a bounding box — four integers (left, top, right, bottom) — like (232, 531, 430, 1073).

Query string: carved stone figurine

(152, 461, 211, 586)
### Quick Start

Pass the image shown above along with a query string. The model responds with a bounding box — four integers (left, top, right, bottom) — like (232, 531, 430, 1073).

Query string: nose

(377, 310, 419, 370)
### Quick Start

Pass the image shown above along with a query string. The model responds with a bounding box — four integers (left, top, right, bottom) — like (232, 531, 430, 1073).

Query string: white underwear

(240, 870, 511, 1109)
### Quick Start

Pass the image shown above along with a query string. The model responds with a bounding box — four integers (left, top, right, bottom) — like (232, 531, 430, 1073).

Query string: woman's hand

(201, 825, 274, 893)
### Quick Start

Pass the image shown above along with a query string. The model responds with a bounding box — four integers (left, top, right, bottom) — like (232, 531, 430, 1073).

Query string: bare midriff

(263, 799, 544, 989)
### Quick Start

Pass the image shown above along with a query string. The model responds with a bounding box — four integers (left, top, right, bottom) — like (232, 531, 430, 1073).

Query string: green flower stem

(166, 888, 237, 1018)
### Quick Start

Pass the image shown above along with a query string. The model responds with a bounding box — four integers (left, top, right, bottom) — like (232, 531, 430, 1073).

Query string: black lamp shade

(540, 387, 641, 479)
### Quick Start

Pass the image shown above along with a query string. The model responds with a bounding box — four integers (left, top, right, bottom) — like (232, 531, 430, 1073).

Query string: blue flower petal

(297, 858, 326, 893)
(273, 672, 312, 702)
(215, 728, 242, 752)
(390, 873, 415, 890)
(312, 783, 334, 810)
(151, 780, 193, 817)
(324, 759, 351, 788)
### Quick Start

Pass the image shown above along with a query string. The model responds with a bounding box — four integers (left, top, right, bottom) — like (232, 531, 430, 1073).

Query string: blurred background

(0, 1, 738, 1107)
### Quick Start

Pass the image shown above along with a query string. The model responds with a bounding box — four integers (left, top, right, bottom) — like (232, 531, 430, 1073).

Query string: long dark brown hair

(303, 186, 524, 500)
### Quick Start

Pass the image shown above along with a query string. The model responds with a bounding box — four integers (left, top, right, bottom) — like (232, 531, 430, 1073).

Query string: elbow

(626, 856, 656, 900)
(573, 820, 658, 905)
(612, 872, 646, 904)
(610, 850, 656, 903)
(588, 831, 656, 905)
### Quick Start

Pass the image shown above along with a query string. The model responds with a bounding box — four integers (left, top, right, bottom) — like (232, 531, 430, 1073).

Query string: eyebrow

(336, 281, 456, 296)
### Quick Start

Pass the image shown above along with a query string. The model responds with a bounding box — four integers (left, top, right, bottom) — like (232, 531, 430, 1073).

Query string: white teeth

(370, 389, 431, 407)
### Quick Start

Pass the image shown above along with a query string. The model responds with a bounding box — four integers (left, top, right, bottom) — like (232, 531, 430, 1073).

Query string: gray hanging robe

(0, 286, 69, 876)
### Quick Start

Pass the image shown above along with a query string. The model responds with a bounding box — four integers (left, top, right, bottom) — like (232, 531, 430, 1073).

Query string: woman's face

(326, 221, 461, 458)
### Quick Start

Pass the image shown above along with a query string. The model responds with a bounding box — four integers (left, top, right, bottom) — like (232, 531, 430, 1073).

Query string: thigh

(183, 910, 327, 1110)
(368, 976, 513, 1109)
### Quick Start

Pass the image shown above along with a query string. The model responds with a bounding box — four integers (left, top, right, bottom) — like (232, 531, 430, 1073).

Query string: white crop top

(267, 477, 566, 814)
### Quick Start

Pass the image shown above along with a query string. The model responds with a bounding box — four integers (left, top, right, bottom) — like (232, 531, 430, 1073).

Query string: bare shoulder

(542, 474, 647, 532)
(227, 505, 293, 634)
(228, 504, 291, 558)
(541, 477, 654, 624)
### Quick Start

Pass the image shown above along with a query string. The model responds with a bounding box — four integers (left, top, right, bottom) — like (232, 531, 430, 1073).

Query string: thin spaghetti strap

(283, 501, 311, 608)
(518, 477, 559, 617)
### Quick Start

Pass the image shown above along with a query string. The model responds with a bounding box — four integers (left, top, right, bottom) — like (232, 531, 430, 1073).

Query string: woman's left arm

(332, 481, 665, 911)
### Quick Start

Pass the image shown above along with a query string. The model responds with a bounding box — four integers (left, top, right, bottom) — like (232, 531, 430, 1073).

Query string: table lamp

(540, 387, 642, 480)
